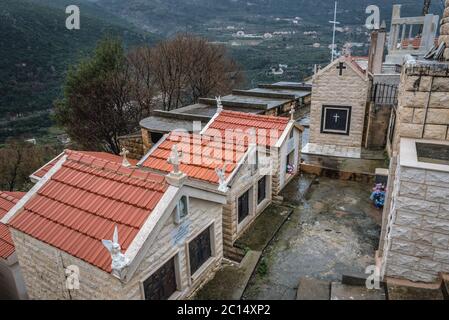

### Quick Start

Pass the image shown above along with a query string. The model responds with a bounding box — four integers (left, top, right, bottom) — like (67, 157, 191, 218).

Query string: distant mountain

(91, 0, 444, 35)
(0, 0, 158, 142)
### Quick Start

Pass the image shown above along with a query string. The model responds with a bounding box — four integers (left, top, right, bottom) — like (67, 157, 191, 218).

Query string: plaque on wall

(320, 105, 351, 135)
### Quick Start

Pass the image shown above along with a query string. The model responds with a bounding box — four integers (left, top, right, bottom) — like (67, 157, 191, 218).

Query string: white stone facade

(382, 147, 449, 282)
(11, 194, 223, 300)
(380, 59, 449, 284)
(304, 57, 369, 158)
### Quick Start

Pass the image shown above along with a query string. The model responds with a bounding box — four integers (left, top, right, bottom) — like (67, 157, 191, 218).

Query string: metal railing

(370, 83, 399, 107)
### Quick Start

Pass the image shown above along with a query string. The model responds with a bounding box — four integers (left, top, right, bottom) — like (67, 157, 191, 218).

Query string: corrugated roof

(31, 151, 137, 179)
(141, 111, 290, 183)
(9, 150, 168, 272)
(0, 191, 25, 259)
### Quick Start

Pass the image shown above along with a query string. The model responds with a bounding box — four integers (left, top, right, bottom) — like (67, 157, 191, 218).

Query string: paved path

(242, 176, 381, 300)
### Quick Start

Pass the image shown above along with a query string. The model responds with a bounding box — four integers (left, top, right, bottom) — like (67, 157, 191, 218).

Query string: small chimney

(368, 21, 387, 74)
(440, 0, 449, 60)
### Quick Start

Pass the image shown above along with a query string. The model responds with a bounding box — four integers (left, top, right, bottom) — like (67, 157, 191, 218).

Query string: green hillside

(93, 0, 444, 35)
(0, 0, 158, 143)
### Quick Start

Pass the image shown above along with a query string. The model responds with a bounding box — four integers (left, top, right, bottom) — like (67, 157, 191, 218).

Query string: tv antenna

(329, 1, 340, 62)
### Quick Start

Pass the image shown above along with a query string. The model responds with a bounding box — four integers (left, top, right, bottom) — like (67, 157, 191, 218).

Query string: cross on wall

(336, 62, 346, 76)
(333, 113, 340, 123)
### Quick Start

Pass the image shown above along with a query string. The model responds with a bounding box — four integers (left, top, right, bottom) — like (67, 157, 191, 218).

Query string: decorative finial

(120, 148, 131, 167)
(167, 145, 183, 175)
(102, 225, 129, 277)
(215, 165, 228, 192)
(215, 96, 223, 113)
(290, 105, 296, 121)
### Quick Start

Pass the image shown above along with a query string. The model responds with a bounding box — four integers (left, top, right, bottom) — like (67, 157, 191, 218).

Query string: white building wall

(10, 196, 223, 300)
(383, 164, 449, 283)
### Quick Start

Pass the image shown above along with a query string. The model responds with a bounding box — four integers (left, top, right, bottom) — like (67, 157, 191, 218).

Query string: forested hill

(0, 0, 158, 142)
(91, 0, 444, 35)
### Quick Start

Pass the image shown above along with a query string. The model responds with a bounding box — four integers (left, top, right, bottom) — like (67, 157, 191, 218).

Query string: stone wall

(309, 60, 369, 148)
(380, 61, 449, 283)
(118, 133, 145, 160)
(11, 196, 223, 299)
(222, 159, 272, 260)
(364, 103, 393, 148)
(395, 66, 449, 143)
(383, 165, 449, 282)
(440, 0, 449, 60)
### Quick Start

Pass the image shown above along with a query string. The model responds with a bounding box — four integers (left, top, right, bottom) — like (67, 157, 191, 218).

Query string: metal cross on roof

(329, 1, 340, 62)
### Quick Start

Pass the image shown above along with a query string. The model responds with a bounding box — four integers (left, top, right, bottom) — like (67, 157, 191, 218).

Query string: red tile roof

(142, 131, 243, 184)
(141, 111, 291, 183)
(204, 110, 290, 147)
(31, 151, 137, 179)
(0, 191, 25, 259)
(9, 150, 168, 272)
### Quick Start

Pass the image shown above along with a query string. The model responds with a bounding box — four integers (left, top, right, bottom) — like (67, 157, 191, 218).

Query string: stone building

(379, 1, 449, 285)
(0, 192, 27, 300)
(138, 109, 303, 259)
(302, 55, 370, 158)
(2, 151, 226, 299)
(139, 81, 311, 153)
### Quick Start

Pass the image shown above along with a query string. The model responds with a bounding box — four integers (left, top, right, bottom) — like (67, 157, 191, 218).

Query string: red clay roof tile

(0, 191, 25, 259)
(31, 151, 138, 179)
(141, 110, 290, 183)
(8, 150, 168, 272)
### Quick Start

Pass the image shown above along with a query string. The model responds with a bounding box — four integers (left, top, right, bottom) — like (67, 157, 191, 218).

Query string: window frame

(139, 251, 182, 300)
(186, 223, 216, 282)
(320, 105, 352, 135)
(174, 195, 189, 225)
(257, 176, 267, 205)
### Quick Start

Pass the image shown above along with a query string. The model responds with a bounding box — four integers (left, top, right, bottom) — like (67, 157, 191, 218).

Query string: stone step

(330, 282, 386, 300)
(296, 277, 330, 300)
(387, 283, 445, 300)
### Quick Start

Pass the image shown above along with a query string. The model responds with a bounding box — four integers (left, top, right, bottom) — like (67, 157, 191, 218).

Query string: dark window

(257, 177, 267, 204)
(178, 196, 188, 219)
(289, 129, 294, 139)
(321, 105, 352, 135)
(238, 190, 250, 223)
(151, 132, 164, 144)
(286, 151, 295, 174)
(143, 257, 177, 300)
(189, 227, 212, 275)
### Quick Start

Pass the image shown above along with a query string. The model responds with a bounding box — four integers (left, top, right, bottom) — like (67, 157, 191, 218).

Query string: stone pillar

(440, 0, 449, 60)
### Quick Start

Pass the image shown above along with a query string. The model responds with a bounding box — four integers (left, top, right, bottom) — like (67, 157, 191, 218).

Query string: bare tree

(0, 141, 58, 191)
(127, 46, 157, 121)
(151, 34, 244, 111)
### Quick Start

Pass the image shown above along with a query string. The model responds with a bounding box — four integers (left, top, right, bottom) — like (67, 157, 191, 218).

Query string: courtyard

(195, 174, 382, 300)
(242, 175, 381, 299)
